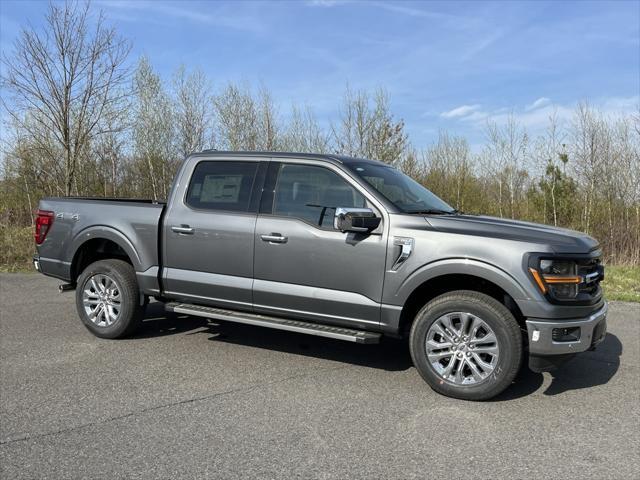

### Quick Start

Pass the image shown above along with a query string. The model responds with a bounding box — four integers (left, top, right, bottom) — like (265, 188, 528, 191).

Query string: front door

(163, 159, 262, 311)
(253, 161, 388, 329)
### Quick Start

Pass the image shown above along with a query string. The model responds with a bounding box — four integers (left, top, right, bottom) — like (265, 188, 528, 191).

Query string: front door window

(272, 164, 366, 229)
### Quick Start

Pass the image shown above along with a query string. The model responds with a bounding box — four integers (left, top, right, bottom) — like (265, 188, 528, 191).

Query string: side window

(186, 161, 258, 212)
(273, 164, 366, 228)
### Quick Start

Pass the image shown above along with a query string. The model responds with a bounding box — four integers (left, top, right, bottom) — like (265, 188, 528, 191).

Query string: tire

(75, 259, 143, 339)
(409, 290, 522, 401)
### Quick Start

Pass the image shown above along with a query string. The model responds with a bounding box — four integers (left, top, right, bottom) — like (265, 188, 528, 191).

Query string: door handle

(172, 225, 194, 234)
(261, 233, 288, 244)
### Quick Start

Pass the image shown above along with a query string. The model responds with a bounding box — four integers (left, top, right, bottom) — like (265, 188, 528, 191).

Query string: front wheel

(409, 291, 522, 401)
(75, 259, 143, 339)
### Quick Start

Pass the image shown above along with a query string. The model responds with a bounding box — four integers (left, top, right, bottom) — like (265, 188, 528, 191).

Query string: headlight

(529, 259, 581, 300)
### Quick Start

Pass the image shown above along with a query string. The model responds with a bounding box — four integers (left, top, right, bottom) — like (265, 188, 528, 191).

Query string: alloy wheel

(82, 273, 122, 327)
(425, 312, 500, 385)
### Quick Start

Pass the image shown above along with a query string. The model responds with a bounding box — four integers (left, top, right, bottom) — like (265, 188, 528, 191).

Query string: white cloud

(600, 96, 640, 112)
(525, 97, 551, 111)
(440, 104, 481, 119)
(441, 95, 639, 134)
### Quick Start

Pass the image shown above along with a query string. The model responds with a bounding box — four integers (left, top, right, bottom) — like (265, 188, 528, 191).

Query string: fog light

(552, 327, 581, 342)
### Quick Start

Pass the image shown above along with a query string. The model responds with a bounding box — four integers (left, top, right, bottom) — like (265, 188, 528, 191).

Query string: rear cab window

(186, 161, 258, 212)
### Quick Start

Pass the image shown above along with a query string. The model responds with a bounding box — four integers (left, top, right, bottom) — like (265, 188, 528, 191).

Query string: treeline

(1, 1, 639, 266)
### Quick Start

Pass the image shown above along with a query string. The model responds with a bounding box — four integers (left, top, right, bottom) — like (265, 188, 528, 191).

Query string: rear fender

(71, 226, 142, 273)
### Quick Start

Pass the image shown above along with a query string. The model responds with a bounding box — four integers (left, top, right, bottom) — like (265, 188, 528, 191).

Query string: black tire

(409, 290, 522, 401)
(75, 259, 143, 339)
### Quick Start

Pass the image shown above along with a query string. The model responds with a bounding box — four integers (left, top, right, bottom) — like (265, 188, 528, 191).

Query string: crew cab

(33, 151, 607, 400)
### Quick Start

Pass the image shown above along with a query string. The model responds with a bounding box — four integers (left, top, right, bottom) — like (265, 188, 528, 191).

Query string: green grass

(0, 225, 35, 272)
(602, 265, 640, 302)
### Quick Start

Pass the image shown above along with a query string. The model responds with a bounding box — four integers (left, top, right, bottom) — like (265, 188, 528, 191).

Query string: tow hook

(58, 283, 75, 293)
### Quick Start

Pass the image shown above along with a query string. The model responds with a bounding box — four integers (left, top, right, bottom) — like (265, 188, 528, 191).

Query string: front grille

(577, 257, 603, 297)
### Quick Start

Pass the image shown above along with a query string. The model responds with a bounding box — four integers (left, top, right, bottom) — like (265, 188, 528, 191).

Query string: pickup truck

(33, 151, 607, 400)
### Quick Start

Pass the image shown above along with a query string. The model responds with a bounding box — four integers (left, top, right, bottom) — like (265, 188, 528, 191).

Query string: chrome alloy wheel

(82, 274, 122, 327)
(425, 312, 500, 385)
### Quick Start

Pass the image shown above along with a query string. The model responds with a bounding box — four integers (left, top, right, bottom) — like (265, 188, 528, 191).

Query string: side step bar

(165, 302, 381, 344)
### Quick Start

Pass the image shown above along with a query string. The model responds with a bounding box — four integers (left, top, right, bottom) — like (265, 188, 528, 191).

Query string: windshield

(347, 162, 454, 214)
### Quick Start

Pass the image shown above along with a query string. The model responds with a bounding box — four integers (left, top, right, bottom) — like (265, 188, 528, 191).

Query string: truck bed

(35, 197, 165, 287)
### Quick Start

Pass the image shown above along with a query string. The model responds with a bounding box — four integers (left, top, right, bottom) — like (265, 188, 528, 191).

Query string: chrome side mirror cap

(334, 207, 381, 233)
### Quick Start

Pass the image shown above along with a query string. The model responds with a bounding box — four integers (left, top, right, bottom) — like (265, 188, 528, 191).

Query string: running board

(165, 302, 381, 344)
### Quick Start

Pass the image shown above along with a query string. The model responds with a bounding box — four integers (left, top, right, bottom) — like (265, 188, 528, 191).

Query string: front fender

(389, 257, 534, 307)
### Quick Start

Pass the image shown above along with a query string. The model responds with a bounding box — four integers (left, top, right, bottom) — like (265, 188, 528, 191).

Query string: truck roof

(191, 150, 384, 166)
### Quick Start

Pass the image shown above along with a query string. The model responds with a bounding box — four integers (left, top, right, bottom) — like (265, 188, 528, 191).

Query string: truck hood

(423, 214, 599, 254)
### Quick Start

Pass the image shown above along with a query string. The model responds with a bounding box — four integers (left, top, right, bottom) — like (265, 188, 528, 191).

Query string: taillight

(35, 210, 55, 245)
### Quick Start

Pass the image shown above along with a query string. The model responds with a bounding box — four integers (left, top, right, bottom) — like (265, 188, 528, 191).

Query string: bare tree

(93, 115, 127, 197)
(333, 87, 407, 164)
(132, 57, 175, 199)
(571, 102, 606, 234)
(1, 0, 131, 196)
(173, 66, 213, 158)
(484, 115, 529, 218)
(423, 132, 473, 210)
(532, 111, 567, 226)
(256, 86, 280, 150)
(213, 83, 259, 150)
(282, 104, 330, 153)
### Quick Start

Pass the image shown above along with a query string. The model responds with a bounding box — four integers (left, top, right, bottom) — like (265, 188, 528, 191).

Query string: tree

(213, 83, 259, 150)
(173, 66, 213, 158)
(484, 116, 529, 218)
(423, 132, 473, 211)
(537, 151, 577, 227)
(131, 57, 175, 199)
(333, 87, 407, 164)
(1, 0, 131, 196)
(281, 104, 329, 153)
(531, 112, 569, 226)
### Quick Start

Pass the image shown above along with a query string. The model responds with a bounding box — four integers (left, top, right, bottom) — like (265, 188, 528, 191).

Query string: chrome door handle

(261, 233, 288, 244)
(172, 225, 194, 234)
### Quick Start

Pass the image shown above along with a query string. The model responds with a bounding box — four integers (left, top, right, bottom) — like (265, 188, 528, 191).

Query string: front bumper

(526, 302, 608, 356)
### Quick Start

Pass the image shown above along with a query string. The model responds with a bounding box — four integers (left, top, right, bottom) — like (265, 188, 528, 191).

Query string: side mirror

(334, 207, 381, 233)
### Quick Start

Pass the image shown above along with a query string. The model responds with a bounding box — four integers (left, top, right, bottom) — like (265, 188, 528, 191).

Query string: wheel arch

(70, 227, 140, 283)
(395, 260, 530, 336)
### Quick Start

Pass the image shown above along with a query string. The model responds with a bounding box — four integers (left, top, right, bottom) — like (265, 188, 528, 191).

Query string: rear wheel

(75, 259, 143, 339)
(409, 290, 522, 401)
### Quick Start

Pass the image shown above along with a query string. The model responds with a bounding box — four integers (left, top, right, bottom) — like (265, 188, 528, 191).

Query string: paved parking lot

(1, 273, 639, 479)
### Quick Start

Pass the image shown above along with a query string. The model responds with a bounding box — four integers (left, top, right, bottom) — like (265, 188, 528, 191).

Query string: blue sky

(1, 0, 638, 149)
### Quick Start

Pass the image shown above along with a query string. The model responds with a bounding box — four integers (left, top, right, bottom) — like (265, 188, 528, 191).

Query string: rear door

(162, 158, 265, 310)
(252, 159, 388, 329)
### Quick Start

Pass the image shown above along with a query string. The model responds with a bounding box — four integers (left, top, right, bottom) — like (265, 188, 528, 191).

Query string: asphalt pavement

(1, 273, 639, 479)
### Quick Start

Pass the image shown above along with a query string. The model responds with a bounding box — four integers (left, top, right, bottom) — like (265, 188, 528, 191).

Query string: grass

(602, 265, 640, 302)
(1, 224, 639, 302)
(0, 225, 35, 272)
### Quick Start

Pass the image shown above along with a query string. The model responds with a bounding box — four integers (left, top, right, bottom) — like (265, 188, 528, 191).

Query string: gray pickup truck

(33, 151, 607, 400)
